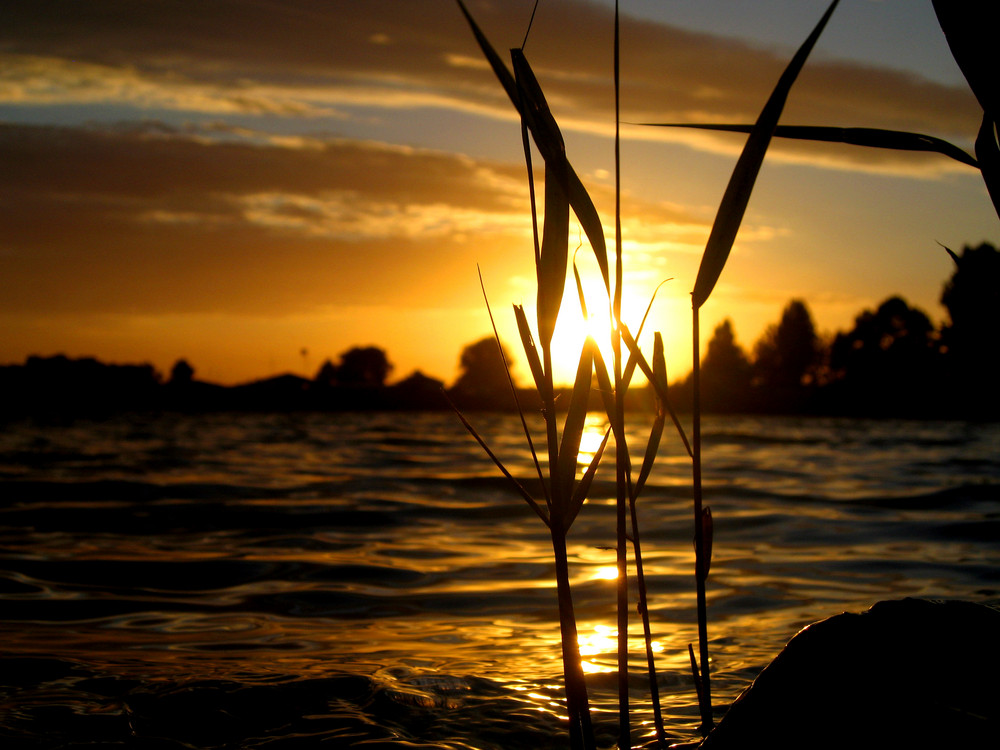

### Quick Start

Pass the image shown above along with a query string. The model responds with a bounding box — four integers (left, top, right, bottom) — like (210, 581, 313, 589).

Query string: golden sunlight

(591, 565, 619, 581)
(575, 416, 609, 478)
(545, 272, 671, 387)
(577, 624, 617, 674)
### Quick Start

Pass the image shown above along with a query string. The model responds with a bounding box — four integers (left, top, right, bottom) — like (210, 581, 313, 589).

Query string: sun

(547, 279, 659, 388)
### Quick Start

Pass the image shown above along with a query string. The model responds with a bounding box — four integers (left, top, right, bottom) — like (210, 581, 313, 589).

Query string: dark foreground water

(1, 412, 998, 748)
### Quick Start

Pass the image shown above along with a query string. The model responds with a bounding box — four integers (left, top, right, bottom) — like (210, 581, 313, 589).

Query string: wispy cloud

(3, 0, 981, 175)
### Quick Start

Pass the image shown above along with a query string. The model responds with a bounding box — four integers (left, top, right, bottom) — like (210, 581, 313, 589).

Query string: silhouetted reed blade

(450, 1, 855, 747)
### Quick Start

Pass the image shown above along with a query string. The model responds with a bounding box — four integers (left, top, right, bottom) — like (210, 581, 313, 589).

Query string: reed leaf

(454, 0, 609, 294)
(975, 114, 1000, 218)
(619, 323, 692, 458)
(572, 248, 590, 320)
(621, 279, 669, 390)
(511, 48, 610, 297)
(566, 427, 611, 529)
(691, 0, 840, 309)
(931, 3, 1000, 220)
(537, 161, 571, 347)
(477, 271, 552, 513)
(514, 304, 547, 397)
(697, 507, 714, 580)
(445, 392, 549, 527)
(631, 334, 667, 501)
(591, 338, 620, 436)
(646, 123, 978, 169)
(512, 48, 565, 158)
(557, 338, 595, 514)
(571, 252, 620, 434)
(932, 2, 999, 121)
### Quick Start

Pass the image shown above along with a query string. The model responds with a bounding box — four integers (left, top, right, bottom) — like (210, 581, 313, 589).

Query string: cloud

(2, 0, 982, 177)
(0, 118, 721, 323)
(0, 122, 533, 313)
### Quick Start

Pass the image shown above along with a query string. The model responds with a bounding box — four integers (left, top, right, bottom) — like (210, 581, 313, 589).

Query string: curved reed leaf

(591, 342, 621, 443)
(557, 338, 595, 515)
(537, 161, 571, 347)
(511, 49, 610, 298)
(514, 304, 547, 396)
(645, 123, 978, 169)
(975, 115, 1000, 218)
(619, 323, 692, 458)
(454, 0, 520, 108)
(444, 391, 550, 527)
(630, 345, 666, 501)
(932, 2, 999, 121)
(572, 248, 590, 320)
(697, 507, 714, 580)
(512, 49, 565, 157)
(454, 0, 609, 295)
(566, 427, 610, 529)
(692, 0, 840, 310)
(477, 271, 552, 512)
(621, 279, 669, 390)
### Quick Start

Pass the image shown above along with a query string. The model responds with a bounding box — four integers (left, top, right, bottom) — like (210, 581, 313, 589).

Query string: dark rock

(701, 598, 1000, 749)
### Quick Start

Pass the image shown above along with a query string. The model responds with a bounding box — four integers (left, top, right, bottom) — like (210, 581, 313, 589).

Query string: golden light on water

(578, 624, 618, 674)
(576, 417, 610, 478)
(578, 624, 617, 655)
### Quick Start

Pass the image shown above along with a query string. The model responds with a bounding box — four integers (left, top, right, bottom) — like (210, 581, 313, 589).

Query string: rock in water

(701, 598, 1000, 749)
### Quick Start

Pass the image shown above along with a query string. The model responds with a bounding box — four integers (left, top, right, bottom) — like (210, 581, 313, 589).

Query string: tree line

(2, 243, 996, 420)
(678, 242, 999, 418)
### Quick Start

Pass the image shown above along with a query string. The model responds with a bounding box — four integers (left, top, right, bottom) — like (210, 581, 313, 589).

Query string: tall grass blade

(591, 341, 622, 444)
(537, 160, 571, 347)
(571, 248, 590, 320)
(688, 643, 705, 711)
(454, 0, 609, 293)
(975, 115, 1000, 218)
(697, 507, 714, 580)
(444, 392, 549, 527)
(556, 338, 595, 513)
(619, 323, 692, 458)
(476, 270, 552, 514)
(931, 3, 1000, 218)
(691, 0, 840, 309)
(631, 334, 668, 501)
(566, 427, 610, 528)
(511, 49, 610, 295)
(932, 2, 999, 120)
(646, 123, 978, 169)
(621, 279, 670, 390)
(514, 304, 547, 396)
(511, 49, 566, 158)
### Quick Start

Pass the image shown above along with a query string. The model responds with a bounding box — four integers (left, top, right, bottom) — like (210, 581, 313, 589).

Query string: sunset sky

(2, 0, 996, 387)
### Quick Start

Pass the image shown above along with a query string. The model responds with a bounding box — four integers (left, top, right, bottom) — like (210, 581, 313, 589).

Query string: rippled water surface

(1, 412, 998, 748)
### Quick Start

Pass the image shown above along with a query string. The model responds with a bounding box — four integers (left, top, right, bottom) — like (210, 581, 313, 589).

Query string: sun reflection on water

(576, 415, 611, 482)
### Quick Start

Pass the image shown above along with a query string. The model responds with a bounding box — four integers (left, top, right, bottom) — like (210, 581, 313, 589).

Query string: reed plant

(450, 0, 994, 747)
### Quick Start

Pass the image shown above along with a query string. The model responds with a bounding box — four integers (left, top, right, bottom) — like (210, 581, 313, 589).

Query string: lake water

(1, 411, 998, 748)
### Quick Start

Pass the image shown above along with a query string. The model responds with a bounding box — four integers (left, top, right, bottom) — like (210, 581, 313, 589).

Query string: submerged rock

(701, 598, 1000, 749)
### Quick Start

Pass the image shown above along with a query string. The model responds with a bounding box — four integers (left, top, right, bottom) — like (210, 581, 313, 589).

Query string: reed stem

(691, 305, 713, 733)
(630, 498, 667, 746)
(612, 3, 631, 748)
(551, 526, 597, 750)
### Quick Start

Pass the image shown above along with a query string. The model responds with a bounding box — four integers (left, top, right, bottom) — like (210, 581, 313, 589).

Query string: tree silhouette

(336, 346, 392, 387)
(939, 242, 1000, 414)
(169, 359, 194, 385)
(753, 299, 819, 389)
(313, 358, 338, 387)
(700, 319, 753, 412)
(450, 336, 514, 408)
(828, 296, 940, 415)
